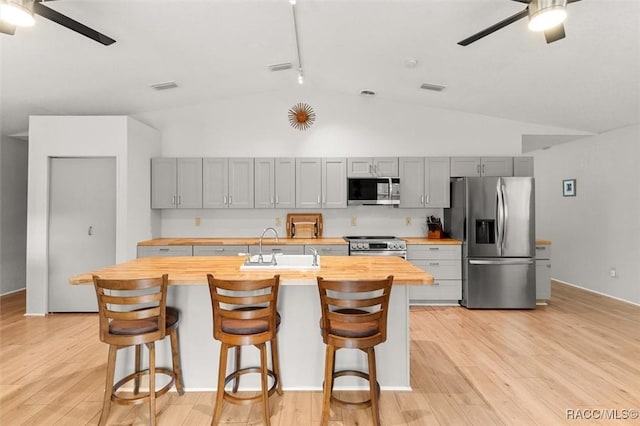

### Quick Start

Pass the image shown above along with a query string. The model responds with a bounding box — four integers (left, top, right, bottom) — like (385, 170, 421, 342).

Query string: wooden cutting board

(286, 213, 323, 238)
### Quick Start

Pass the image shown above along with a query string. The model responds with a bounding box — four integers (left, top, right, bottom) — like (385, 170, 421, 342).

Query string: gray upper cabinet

(296, 158, 322, 208)
(399, 157, 450, 208)
(322, 157, 347, 208)
(151, 157, 202, 209)
(254, 158, 296, 209)
(203, 158, 254, 209)
(295, 157, 346, 209)
(450, 157, 513, 177)
(347, 157, 398, 177)
(513, 156, 534, 177)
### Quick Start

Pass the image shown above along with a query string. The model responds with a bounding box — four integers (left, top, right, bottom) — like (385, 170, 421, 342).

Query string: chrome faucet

(258, 227, 279, 264)
(310, 247, 319, 267)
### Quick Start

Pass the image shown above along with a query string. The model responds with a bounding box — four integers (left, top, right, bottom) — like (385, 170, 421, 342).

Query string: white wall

(136, 88, 586, 238)
(0, 136, 28, 295)
(26, 116, 160, 314)
(533, 124, 640, 305)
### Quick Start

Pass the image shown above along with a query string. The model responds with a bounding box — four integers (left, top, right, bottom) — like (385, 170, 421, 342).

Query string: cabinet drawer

(304, 244, 348, 256)
(409, 280, 462, 302)
(248, 244, 304, 255)
(407, 244, 461, 260)
(193, 245, 248, 256)
(412, 260, 461, 279)
(137, 245, 193, 258)
(535, 245, 551, 260)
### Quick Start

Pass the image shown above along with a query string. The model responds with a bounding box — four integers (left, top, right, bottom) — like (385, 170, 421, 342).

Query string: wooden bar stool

(316, 275, 394, 426)
(92, 275, 185, 426)
(207, 274, 282, 426)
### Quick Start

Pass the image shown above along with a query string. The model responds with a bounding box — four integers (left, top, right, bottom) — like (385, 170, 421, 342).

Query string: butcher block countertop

(69, 255, 433, 286)
(137, 237, 348, 246)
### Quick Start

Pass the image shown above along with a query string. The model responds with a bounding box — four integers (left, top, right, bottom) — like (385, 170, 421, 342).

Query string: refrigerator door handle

(501, 183, 508, 249)
(469, 259, 534, 265)
(496, 178, 504, 253)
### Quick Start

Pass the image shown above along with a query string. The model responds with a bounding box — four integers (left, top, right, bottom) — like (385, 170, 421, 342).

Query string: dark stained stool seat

(92, 275, 185, 426)
(207, 274, 282, 426)
(316, 276, 394, 426)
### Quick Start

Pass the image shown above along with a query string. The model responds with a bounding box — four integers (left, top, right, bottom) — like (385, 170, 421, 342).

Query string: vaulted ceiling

(2, 0, 639, 137)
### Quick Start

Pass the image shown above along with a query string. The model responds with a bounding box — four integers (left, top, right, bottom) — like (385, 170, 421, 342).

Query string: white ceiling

(2, 0, 639, 138)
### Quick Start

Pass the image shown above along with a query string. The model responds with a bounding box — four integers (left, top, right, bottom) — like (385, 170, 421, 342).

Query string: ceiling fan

(0, 0, 115, 45)
(458, 0, 581, 46)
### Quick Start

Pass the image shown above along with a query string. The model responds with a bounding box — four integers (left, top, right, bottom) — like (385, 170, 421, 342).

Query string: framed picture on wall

(563, 179, 576, 197)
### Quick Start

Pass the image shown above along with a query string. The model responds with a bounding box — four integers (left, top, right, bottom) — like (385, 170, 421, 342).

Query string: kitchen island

(70, 255, 432, 391)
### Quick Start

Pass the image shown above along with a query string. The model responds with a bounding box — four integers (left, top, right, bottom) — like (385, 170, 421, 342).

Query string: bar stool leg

(99, 345, 117, 426)
(148, 342, 157, 426)
(169, 328, 185, 395)
(270, 338, 283, 395)
(321, 345, 336, 426)
(134, 344, 141, 395)
(367, 347, 380, 426)
(259, 343, 271, 426)
(212, 342, 228, 426)
(232, 346, 241, 393)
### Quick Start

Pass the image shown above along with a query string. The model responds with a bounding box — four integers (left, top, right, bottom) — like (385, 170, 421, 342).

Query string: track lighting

(291, 1, 304, 85)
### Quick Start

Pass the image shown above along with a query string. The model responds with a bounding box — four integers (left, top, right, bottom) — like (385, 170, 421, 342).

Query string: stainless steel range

(343, 236, 407, 258)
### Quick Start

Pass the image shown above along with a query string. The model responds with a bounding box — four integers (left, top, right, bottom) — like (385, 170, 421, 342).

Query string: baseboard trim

(552, 279, 640, 307)
(0, 287, 26, 297)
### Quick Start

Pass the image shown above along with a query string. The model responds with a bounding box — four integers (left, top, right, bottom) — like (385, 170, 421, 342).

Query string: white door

(48, 157, 116, 312)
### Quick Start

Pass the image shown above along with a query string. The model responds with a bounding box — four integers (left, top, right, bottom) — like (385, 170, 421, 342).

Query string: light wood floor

(1, 282, 639, 425)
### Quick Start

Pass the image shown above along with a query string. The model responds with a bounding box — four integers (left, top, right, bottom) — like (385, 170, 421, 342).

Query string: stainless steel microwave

(347, 177, 400, 206)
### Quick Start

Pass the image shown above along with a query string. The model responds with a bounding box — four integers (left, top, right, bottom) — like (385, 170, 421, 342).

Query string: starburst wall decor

(288, 102, 316, 131)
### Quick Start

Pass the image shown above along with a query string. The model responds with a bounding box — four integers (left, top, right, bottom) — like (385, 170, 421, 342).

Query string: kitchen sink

(239, 254, 320, 270)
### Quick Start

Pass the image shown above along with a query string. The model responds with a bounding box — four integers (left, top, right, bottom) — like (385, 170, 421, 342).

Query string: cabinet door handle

(215, 248, 225, 252)
(223, 195, 228, 205)
(177, 195, 181, 205)
(228, 195, 232, 205)
(159, 248, 169, 252)
(171, 195, 176, 205)
(88, 226, 93, 236)
(275, 195, 279, 205)
(482, 164, 485, 174)
(322, 194, 326, 205)
(477, 164, 481, 174)
(421, 195, 424, 204)
(270, 196, 274, 205)
(426, 195, 430, 204)
(317, 195, 321, 205)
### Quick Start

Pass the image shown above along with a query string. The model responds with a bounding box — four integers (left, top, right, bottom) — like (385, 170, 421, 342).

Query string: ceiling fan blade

(458, 9, 529, 46)
(0, 20, 17, 36)
(567, 0, 582, 3)
(544, 24, 566, 43)
(510, 0, 532, 3)
(33, 1, 116, 46)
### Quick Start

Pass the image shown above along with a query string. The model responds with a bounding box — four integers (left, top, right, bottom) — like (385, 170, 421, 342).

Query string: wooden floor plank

(1, 282, 640, 425)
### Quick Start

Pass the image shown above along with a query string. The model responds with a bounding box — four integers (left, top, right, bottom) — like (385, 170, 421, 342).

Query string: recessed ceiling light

(420, 83, 446, 92)
(404, 58, 418, 68)
(360, 89, 376, 97)
(268, 62, 293, 72)
(149, 81, 178, 91)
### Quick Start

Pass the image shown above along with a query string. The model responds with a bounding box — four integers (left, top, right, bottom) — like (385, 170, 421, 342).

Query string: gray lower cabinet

(535, 244, 551, 300)
(137, 245, 193, 257)
(248, 244, 304, 255)
(304, 244, 348, 256)
(407, 244, 462, 304)
(193, 245, 248, 256)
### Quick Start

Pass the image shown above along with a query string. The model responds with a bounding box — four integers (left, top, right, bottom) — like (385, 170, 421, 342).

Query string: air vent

(360, 89, 376, 97)
(150, 81, 178, 91)
(420, 83, 446, 92)
(268, 62, 293, 72)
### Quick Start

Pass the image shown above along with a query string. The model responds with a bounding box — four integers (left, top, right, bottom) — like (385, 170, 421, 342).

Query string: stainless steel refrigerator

(445, 177, 536, 309)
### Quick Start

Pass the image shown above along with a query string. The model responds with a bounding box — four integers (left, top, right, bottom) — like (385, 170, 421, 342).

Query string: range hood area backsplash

(158, 207, 444, 238)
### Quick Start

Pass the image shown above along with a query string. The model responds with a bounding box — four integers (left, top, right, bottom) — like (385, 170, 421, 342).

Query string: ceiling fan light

(528, 0, 567, 32)
(0, 0, 35, 27)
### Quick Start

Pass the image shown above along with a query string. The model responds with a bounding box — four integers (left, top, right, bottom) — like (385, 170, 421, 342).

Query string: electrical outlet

(609, 268, 617, 278)
(405, 217, 412, 226)
(351, 216, 357, 227)
(275, 217, 282, 227)
(194, 217, 201, 227)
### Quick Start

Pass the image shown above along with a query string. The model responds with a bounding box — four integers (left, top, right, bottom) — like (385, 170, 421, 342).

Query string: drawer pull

(429, 262, 440, 266)
(429, 247, 439, 251)
(536, 246, 546, 250)
(215, 248, 225, 252)
(159, 248, 169, 252)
